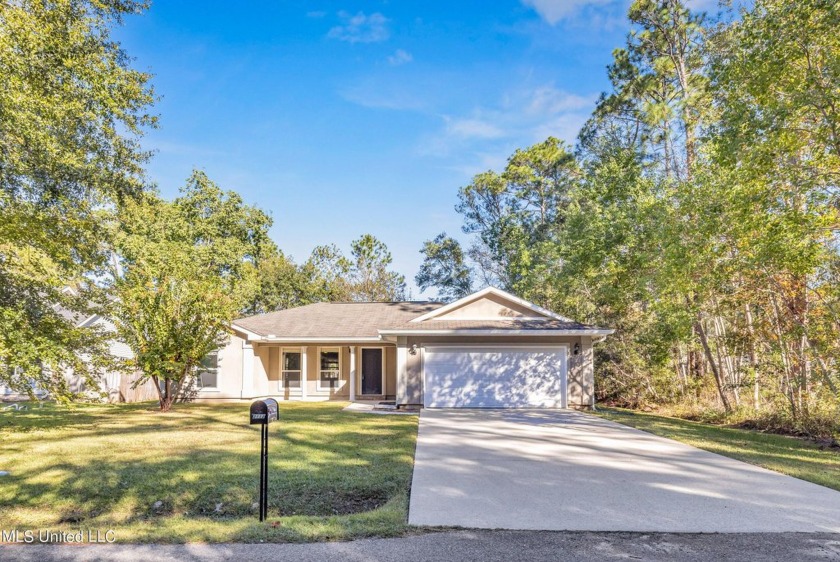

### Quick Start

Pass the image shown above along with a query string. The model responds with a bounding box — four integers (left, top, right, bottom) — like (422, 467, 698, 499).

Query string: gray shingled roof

(233, 301, 611, 338)
(233, 301, 443, 338)
(379, 319, 607, 332)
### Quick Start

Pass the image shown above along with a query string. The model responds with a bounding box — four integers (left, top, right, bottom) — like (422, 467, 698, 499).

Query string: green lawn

(0, 401, 419, 543)
(592, 407, 840, 492)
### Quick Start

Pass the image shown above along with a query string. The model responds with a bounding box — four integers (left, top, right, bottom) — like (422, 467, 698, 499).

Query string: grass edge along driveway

(592, 407, 840, 493)
(0, 401, 421, 543)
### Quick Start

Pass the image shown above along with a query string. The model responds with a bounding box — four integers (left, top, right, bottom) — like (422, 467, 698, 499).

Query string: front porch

(242, 341, 397, 402)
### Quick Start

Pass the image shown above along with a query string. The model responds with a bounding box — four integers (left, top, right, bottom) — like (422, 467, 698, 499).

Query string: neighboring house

(0, 296, 156, 403)
(200, 287, 613, 409)
(76, 314, 158, 403)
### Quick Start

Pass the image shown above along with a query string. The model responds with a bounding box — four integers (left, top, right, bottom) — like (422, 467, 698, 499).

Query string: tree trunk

(744, 302, 760, 411)
(160, 379, 171, 412)
(695, 319, 732, 412)
(770, 291, 798, 416)
(688, 328, 703, 398)
(151, 375, 165, 410)
(789, 274, 809, 417)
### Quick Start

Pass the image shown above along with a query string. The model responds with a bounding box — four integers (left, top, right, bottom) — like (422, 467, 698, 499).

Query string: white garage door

(423, 346, 567, 408)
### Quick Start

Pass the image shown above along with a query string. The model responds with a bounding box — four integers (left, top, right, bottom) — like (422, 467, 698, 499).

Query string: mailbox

(250, 398, 279, 522)
(250, 398, 279, 425)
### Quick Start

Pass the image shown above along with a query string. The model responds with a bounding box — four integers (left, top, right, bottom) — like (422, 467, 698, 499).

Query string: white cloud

(327, 11, 390, 44)
(340, 83, 428, 112)
(418, 85, 597, 177)
(521, 0, 614, 25)
(444, 117, 504, 140)
(437, 86, 596, 146)
(527, 86, 594, 114)
(338, 71, 460, 111)
(387, 49, 413, 66)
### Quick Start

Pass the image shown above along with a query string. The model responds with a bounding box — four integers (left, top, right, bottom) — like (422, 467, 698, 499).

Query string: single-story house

(200, 287, 613, 409)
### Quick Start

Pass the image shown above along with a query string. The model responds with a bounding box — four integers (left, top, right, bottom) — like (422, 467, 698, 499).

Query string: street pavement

(2, 530, 840, 561)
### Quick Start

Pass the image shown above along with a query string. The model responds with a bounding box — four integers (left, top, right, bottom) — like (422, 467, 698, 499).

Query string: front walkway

(408, 409, 840, 532)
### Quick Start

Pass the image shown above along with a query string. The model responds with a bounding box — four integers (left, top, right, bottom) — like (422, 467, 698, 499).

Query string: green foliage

(415, 233, 473, 302)
(700, 0, 840, 418)
(592, 0, 707, 177)
(349, 234, 406, 301)
(112, 171, 272, 411)
(446, 0, 840, 432)
(251, 235, 406, 311)
(454, 137, 578, 301)
(248, 251, 320, 314)
(0, 0, 155, 399)
(305, 243, 354, 301)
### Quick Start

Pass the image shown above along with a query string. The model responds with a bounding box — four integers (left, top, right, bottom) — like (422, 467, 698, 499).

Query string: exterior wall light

(409, 344, 418, 355)
(573, 343, 581, 356)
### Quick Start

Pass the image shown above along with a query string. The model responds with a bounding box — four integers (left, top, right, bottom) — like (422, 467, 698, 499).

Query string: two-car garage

(381, 286, 612, 410)
(422, 346, 568, 409)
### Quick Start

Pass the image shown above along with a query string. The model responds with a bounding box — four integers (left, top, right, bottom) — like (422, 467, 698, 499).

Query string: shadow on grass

(0, 402, 418, 542)
(595, 407, 840, 492)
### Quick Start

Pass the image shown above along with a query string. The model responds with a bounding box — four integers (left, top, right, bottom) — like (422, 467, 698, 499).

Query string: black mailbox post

(250, 398, 279, 521)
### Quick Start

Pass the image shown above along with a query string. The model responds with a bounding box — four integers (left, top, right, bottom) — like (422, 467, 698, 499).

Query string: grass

(0, 401, 420, 543)
(592, 407, 840, 492)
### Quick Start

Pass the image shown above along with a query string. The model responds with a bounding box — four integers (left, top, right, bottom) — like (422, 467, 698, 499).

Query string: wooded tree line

(418, 0, 840, 436)
(0, 0, 405, 410)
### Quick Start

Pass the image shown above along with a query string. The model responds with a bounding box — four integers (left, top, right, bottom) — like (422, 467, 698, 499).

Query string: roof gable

(410, 287, 570, 323)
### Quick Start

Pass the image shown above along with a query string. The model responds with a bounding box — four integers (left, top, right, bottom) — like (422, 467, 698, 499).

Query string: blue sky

(116, 0, 711, 297)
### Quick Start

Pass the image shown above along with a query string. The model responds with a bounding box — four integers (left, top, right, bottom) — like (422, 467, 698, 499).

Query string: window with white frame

(197, 351, 219, 389)
(319, 348, 340, 390)
(282, 350, 302, 389)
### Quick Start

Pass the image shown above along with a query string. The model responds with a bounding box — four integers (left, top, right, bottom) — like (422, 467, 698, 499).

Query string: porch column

(241, 342, 254, 399)
(395, 337, 407, 406)
(349, 346, 357, 402)
(300, 346, 308, 400)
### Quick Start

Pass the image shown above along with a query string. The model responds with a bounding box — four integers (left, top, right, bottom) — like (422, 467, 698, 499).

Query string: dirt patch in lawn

(285, 489, 390, 516)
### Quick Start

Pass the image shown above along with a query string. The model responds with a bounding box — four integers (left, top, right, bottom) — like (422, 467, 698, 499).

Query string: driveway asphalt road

(409, 409, 840, 532)
(2, 531, 840, 562)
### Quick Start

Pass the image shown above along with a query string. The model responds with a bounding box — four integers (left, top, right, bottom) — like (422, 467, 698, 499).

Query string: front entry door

(361, 348, 383, 395)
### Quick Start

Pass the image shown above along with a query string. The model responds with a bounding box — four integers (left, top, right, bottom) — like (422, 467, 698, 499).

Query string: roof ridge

(327, 300, 440, 304)
(233, 300, 442, 324)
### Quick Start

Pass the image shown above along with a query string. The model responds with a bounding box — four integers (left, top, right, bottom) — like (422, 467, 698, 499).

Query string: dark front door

(361, 348, 383, 395)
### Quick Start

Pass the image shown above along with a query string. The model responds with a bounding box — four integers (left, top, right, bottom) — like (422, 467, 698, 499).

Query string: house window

(282, 350, 302, 389)
(319, 348, 340, 390)
(198, 352, 219, 389)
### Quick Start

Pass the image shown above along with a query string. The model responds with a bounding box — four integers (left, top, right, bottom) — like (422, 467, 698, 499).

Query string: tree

(0, 0, 155, 399)
(248, 236, 408, 311)
(306, 244, 354, 302)
(416, 233, 473, 302)
(247, 251, 315, 314)
(455, 137, 578, 304)
(112, 171, 272, 411)
(592, 0, 708, 179)
(578, 0, 724, 405)
(248, 247, 354, 313)
(704, 0, 840, 418)
(348, 234, 406, 301)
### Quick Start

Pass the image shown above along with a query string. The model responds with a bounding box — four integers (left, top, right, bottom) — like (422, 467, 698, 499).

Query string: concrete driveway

(408, 409, 840, 532)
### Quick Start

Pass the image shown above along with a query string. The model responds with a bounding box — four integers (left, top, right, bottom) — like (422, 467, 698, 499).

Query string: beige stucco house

(198, 287, 613, 409)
